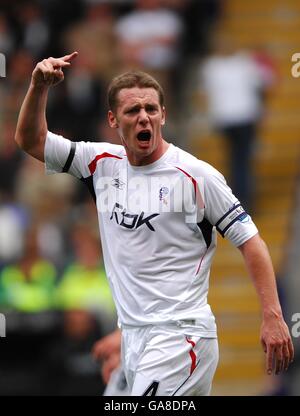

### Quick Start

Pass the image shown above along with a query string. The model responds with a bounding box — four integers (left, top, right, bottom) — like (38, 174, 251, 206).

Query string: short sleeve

(45, 131, 72, 175)
(45, 131, 94, 178)
(203, 166, 258, 247)
(45, 131, 125, 179)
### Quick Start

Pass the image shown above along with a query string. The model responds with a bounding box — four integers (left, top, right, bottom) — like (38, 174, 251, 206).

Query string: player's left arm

(238, 233, 294, 375)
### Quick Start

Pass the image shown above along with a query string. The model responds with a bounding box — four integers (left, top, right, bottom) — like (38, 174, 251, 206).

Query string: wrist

(30, 80, 49, 93)
(262, 308, 283, 320)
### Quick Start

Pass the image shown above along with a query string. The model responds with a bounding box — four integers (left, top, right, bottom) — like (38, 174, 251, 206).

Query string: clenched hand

(31, 51, 78, 88)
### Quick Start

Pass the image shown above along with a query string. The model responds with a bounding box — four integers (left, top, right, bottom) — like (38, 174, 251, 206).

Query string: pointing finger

(60, 51, 78, 63)
(47, 57, 71, 69)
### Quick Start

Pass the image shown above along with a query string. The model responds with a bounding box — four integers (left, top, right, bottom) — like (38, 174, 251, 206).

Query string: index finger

(60, 51, 78, 63)
(266, 344, 275, 375)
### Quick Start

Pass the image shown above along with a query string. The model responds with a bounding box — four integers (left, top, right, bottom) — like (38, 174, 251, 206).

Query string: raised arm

(238, 234, 294, 375)
(15, 52, 78, 161)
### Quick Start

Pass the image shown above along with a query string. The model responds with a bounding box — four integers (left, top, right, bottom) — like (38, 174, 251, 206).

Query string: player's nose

(138, 108, 149, 124)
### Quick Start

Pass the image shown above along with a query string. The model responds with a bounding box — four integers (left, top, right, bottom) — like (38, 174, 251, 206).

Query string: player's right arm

(15, 52, 78, 161)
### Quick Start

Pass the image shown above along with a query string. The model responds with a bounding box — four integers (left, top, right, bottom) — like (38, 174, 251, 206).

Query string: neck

(127, 140, 170, 166)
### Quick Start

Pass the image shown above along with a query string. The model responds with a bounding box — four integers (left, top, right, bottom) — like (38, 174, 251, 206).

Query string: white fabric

(103, 366, 129, 396)
(200, 52, 265, 126)
(121, 325, 219, 396)
(115, 9, 183, 69)
(45, 131, 258, 336)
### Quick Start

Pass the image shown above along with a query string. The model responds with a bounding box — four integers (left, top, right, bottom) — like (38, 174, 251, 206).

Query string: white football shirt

(45, 131, 258, 337)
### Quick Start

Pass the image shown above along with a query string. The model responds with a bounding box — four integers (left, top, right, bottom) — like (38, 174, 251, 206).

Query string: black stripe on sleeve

(62, 141, 76, 173)
(215, 203, 241, 228)
(219, 212, 248, 237)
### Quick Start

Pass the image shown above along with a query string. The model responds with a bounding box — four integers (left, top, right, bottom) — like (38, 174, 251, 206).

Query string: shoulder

(170, 145, 224, 181)
(74, 141, 125, 176)
(47, 131, 125, 158)
(80, 141, 125, 158)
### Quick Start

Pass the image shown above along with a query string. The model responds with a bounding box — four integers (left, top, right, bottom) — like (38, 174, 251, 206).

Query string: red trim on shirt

(195, 248, 209, 275)
(186, 337, 197, 375)
(88, 152, 122, 175)
(175, 166, 205, 209)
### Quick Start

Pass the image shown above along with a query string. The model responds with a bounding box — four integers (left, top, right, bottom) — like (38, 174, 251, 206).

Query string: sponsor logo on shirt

(110, 202, 159, 231)
(111, 178, 125, 190)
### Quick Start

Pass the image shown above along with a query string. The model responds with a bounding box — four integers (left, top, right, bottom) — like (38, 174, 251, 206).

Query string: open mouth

(137, 130, 151, 141)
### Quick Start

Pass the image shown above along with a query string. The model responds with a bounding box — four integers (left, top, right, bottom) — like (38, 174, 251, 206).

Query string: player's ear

(161, 106, 166, 126)
(108, 110, 118, 129)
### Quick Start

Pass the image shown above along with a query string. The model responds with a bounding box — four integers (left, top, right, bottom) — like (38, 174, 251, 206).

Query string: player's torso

(92, 152, 216, 311)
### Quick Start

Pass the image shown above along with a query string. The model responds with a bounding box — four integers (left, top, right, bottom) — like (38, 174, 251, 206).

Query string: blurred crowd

(0, 0, 222, 395)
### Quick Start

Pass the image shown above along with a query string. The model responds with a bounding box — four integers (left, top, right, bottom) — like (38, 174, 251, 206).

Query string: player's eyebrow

(125, 102, 159, 112)
(124, 104, 141, 112)
(145, 103, 159, 110)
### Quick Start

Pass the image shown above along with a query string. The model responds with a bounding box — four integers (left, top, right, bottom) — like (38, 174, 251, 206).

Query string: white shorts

(103, 366, 130, 396)
(121, 325, 219, 396)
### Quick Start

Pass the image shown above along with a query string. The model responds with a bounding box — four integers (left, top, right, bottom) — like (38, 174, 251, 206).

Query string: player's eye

(127, 107, 139, 114)
(146, 106, 158, 114)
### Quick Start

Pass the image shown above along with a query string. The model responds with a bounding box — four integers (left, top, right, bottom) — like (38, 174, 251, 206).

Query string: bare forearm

(239, 233, 294, 374)
(15, 52, 77, 162)
(15, 83, 49, 161)
(239, 234, 282, 318)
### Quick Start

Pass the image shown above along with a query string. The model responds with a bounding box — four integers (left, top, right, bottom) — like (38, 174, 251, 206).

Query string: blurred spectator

(46, 308, 105, 395)
(164, 0, 223, 56)
(0, 121, 23, 202)
(47, 2, 118, 140)
(16, 1, 50, 59)
(14, 152, 79, 269)
(48, 221, 116, 395)
(198, 32, 276, 211)
(0, 225, 59, 395)
(64, 2, 119, 83)
(0, 227, 57, 312)
(115, 0, 183, 71)
(55, 221, 116, 329)
(0, 49, 34, 204)
(0, 203, 27, 266)
(115, 0, 184, 115)
(0, 12, 15, 57)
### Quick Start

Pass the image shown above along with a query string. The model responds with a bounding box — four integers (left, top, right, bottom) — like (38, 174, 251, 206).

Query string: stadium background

(0, 0, 299, 396)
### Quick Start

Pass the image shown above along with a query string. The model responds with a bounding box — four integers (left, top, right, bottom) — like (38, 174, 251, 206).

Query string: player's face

(108, 87, 166, 166)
